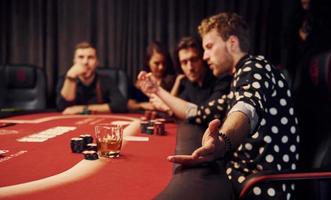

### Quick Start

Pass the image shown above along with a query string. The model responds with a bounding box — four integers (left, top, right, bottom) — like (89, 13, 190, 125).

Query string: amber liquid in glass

(97, 138, 122, 158)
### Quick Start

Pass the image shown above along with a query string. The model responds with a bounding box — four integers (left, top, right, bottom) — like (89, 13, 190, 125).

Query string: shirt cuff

(185, 102, 198, 119)
(227, 101, 258, 133)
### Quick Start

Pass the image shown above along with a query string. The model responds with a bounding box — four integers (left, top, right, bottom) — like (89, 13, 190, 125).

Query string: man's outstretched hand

(167, 119, 223, 165)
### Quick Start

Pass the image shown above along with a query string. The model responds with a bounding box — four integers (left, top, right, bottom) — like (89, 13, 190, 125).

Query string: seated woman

(127, 41, 176, 112)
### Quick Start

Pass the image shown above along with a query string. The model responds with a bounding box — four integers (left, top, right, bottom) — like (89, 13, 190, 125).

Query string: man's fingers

(167, 155, 200, 165)
(167, 145, 216, 165)
(208, 119, 221, 135)
(168, 119, 222, 166)
(137, 71, 147, 80)
(192, 145, 215, 159)
(167, 154, 214, 165)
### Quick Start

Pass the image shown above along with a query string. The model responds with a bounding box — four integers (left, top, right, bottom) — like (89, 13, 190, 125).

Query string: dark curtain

(0, 0, 292, 108)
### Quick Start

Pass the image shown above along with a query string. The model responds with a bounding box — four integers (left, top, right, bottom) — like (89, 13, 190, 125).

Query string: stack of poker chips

(146, 126, 154, 135)
(154, 121, 165, 136)
(140, 118, 166, 135)
(82, 150, 98, 160)
(140, 120, 149, 133)
(70, 134, 98, 160)
(80, 134, 93, 148)
(87, 143, 97, 151)
(70, 137, 85, 153)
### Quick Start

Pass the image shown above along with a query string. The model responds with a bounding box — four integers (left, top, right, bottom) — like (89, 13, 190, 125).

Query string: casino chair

(239, 50, 331, 200)
(0, 64, 47, 111)
(0, 66, 6, 108)
(96, 67, 128, 99)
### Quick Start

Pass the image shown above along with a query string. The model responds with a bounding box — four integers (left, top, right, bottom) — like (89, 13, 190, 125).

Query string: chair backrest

(308, 50, 331, 100)
(1, 64, 47, 110)
(96, 67, 128, 99)
(0, 66, 6, 108)
(298, 50, 331, 200)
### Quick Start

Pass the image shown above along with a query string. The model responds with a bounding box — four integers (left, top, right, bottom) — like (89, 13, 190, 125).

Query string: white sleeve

(227, 101, 259, 133)
(185, 102, 198, 119)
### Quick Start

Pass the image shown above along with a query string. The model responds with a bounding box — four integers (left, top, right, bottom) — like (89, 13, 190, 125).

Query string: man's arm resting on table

(127, 99, 155, 112)
(87, 104, 111, 113)
(62, 104, 111, 114)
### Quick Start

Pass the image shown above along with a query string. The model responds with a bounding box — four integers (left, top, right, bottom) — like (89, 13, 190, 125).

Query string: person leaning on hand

(56, 42, 127, 115)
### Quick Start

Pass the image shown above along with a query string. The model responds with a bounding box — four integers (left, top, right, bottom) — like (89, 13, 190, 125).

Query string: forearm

(60, 78, 77, 101)
(219, 111, 250, 154)
(127, 99, 141, 112)
(87, 103, 111, 113)
(157, 87, 191, 120)
(127, 99, 154, 111)
(170, 76, 184, 96)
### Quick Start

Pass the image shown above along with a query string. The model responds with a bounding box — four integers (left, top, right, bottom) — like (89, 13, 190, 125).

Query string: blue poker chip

(83, 150, 99, 160)
(70, 137, 85, 153)
(87, 143, 97, 151)
(80, 134, 93, 147)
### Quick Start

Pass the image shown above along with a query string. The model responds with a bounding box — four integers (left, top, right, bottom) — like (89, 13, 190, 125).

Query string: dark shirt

(56, 72, 127, 113)
(178, 70, 232, 105)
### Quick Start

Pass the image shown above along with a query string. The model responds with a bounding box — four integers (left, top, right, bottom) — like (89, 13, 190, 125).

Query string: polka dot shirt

(190, 55, 300, 199)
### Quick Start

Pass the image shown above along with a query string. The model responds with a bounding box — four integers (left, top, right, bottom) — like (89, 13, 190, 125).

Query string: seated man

(170, 36, 224, 105)
(139, 12, 299, 199)
(56, 42, 127, 114)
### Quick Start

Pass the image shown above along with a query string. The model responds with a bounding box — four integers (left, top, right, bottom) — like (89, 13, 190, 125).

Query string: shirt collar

(235, 54, 251, 70)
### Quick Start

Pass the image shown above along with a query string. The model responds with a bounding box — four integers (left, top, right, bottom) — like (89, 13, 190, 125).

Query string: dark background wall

(2, 1, 331, 198)
(0, 0, 296, 108)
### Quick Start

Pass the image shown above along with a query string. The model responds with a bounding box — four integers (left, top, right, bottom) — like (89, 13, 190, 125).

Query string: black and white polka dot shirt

(190, 54, 300, 199)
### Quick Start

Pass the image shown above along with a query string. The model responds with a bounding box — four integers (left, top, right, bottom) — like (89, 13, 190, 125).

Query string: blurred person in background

(56, 41, 127, 114)
(127, 41, 175, 112)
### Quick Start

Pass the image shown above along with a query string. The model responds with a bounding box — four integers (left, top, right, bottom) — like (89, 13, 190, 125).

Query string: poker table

(0, 112, 177, 200)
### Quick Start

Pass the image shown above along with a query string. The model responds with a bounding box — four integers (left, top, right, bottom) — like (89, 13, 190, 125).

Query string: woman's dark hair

(143, 41, 175, 75)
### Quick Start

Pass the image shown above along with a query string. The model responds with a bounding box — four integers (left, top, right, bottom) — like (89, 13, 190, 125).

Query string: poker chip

(140, 119, 166, 136)
(149, 119, 157, 126)
(70, 137, 99, 160)
(70, 137, 85, 153)
(87, 143, 97, 151)
(140, 121, 149, 133)
(80, 134, 93, 147)
(154, 121, 166, 136)
(146, 126, 154, 135)
(83, 150, 99, 160)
